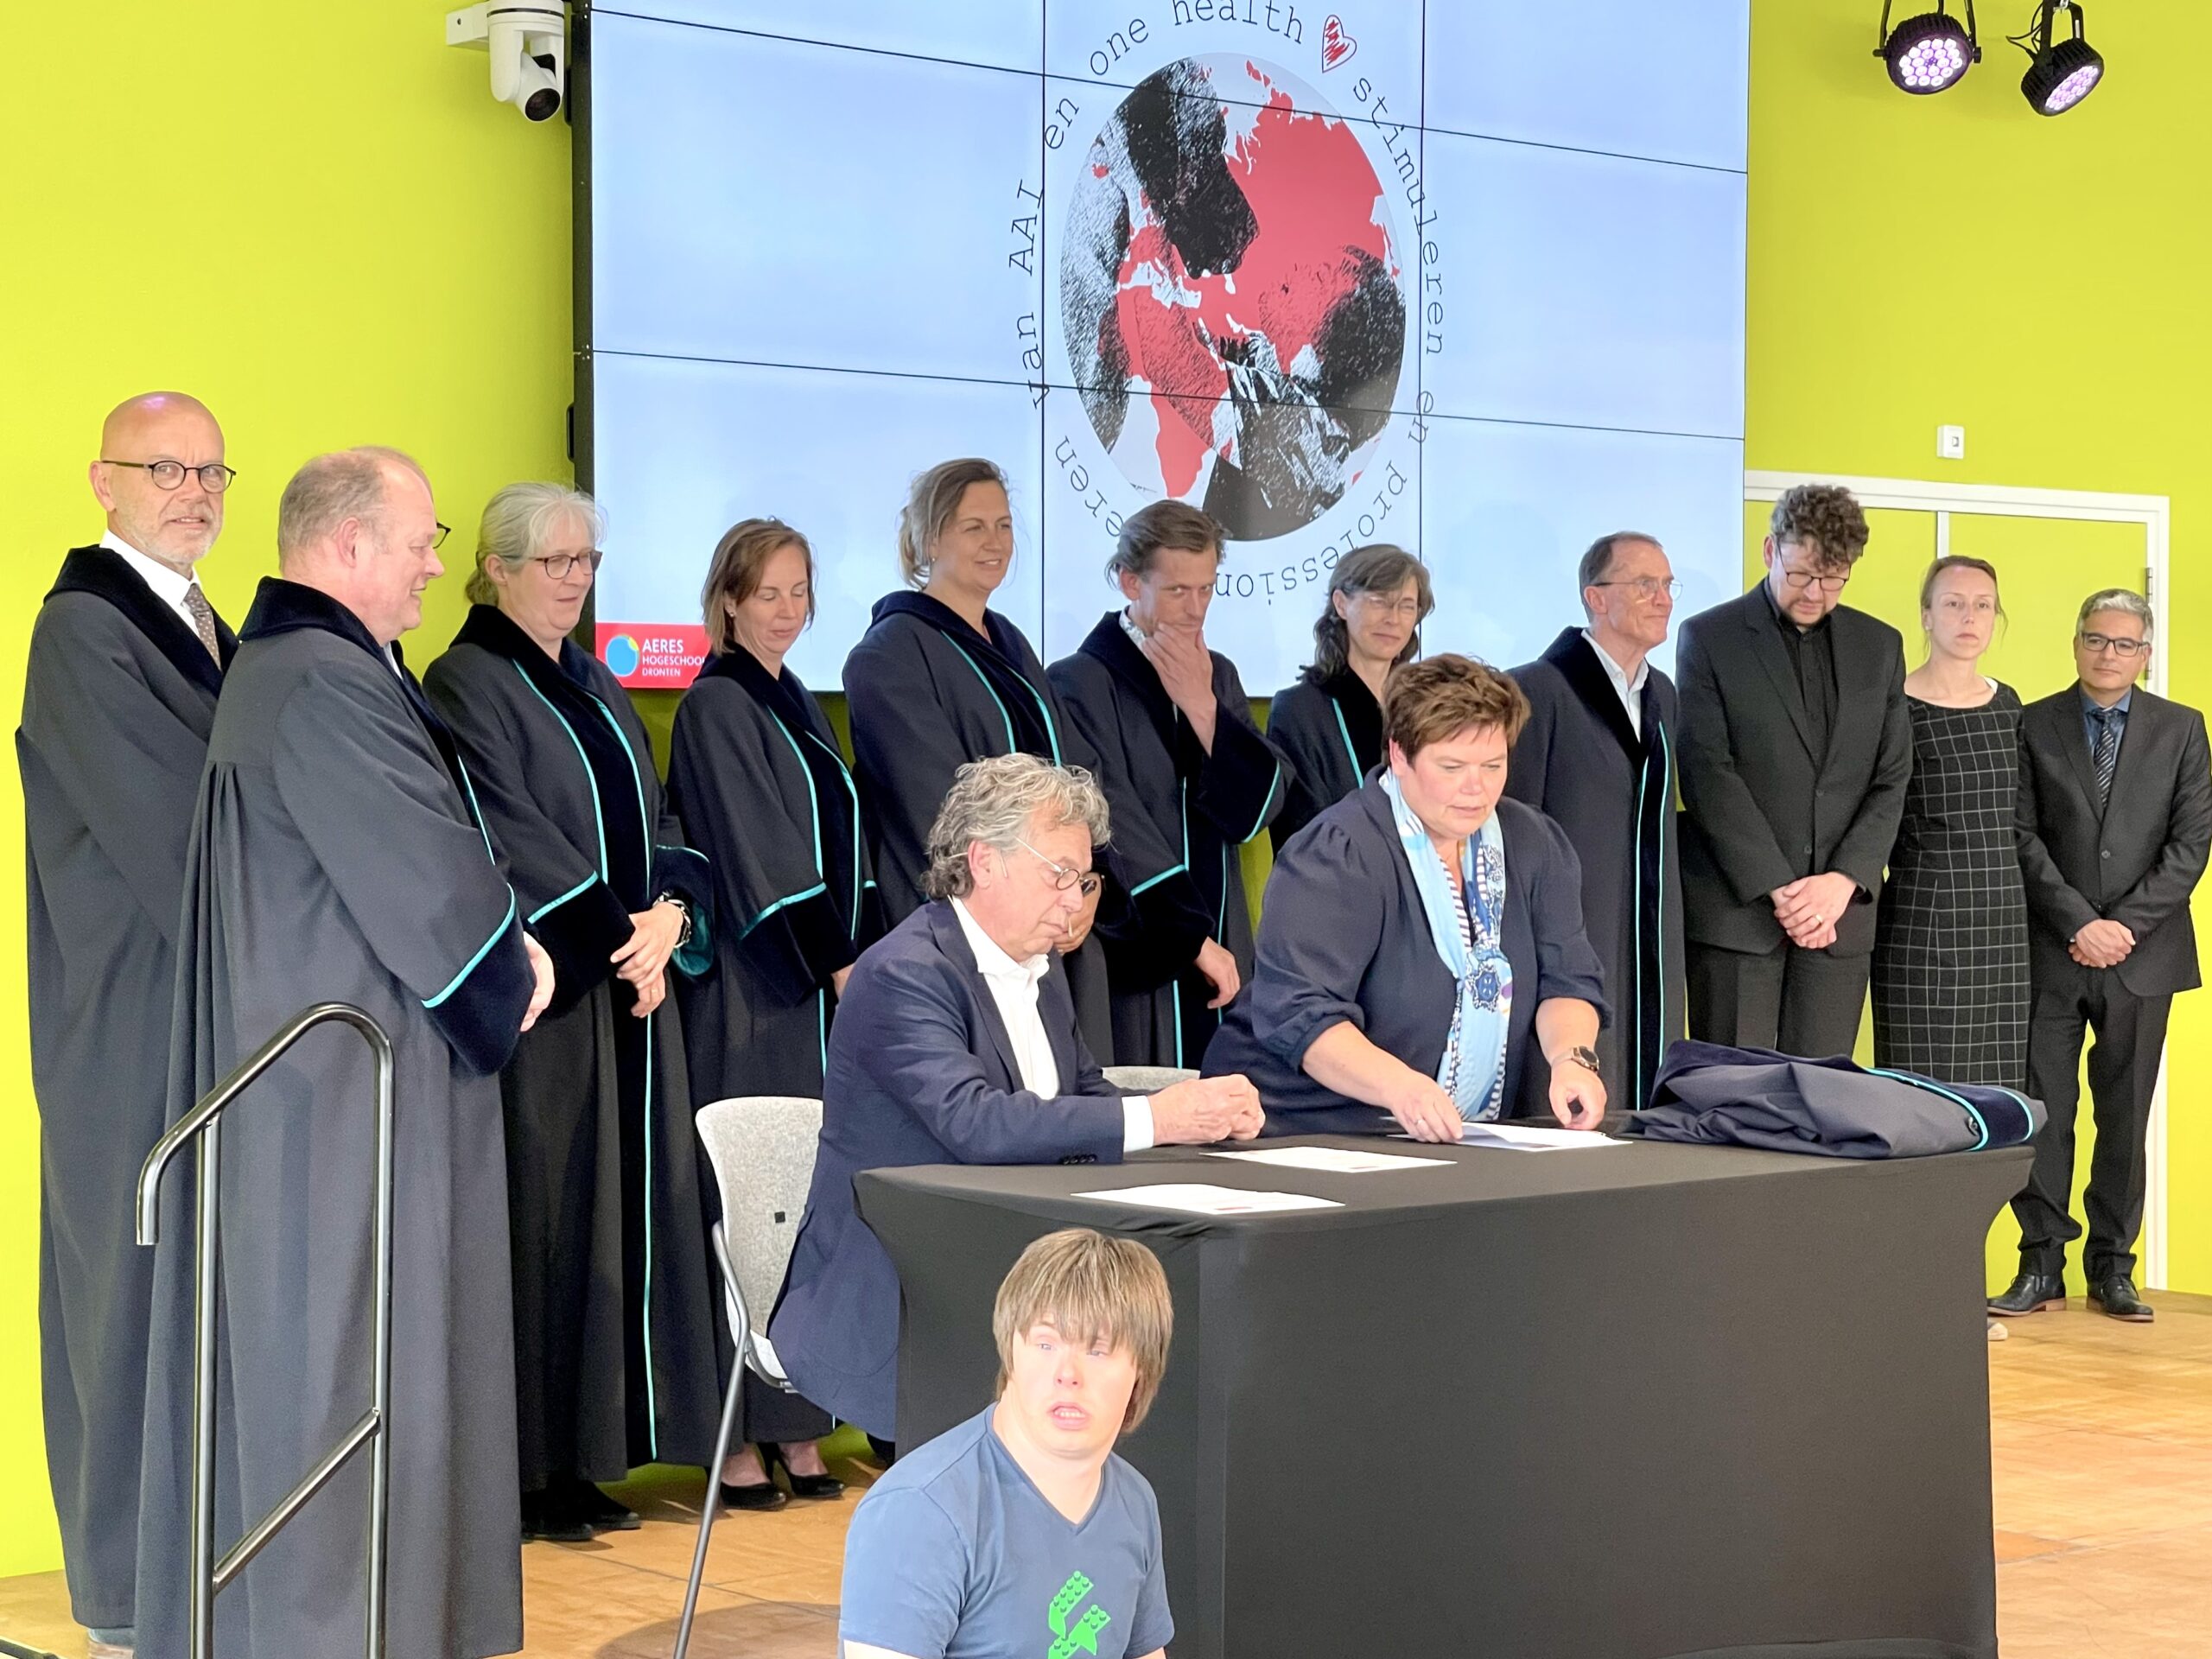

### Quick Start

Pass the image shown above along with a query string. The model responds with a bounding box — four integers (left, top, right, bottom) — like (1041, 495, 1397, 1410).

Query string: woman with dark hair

(668, 516, 873, 1509)
(1872, 556, 2029, 1090)
(842, 458, 1116, 1058)
(1205, 655, 1609, 1134)
(1267, 543, 1432, 851)
(423, 482, 722, 1542)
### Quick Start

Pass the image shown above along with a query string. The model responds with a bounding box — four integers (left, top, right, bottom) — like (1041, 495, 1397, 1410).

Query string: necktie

(182, 582, 220, 664)
(2091, 707, 2120, 807)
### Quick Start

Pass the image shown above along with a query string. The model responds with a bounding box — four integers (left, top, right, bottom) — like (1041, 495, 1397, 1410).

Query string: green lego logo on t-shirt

(1047, 1569, 1113, 1658)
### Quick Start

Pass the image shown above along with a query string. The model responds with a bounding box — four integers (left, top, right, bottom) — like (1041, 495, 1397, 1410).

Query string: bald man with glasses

(18, 391, 238, 1657)
(1997, 590, 2212, 1324)
(1675, 483, 1912, 1061)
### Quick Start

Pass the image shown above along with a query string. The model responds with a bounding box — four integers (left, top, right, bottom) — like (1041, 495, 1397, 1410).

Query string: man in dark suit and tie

(769, 753, 1262, 1447)
(1675, 483, 1912, 1058)
(1993, 589, 2211, 1323)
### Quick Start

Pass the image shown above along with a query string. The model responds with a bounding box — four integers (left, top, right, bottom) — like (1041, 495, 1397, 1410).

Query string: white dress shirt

(1583, 629, 1650, 740)
(100, 530, 200, 629)
(951, 898, 1154, 1152)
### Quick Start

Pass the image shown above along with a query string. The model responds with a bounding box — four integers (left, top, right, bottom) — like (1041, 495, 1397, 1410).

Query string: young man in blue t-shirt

(839, 1227, 1175, 1659)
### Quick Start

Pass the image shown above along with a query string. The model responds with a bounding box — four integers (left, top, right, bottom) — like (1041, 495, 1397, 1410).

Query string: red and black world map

(1060, 54, 1407, 541)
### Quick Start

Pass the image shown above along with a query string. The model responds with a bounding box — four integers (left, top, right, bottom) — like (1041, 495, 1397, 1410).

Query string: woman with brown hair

(1266, 543, 1433, 851)
(667, 515, 874, 1508)
(841, 458, 1116, 1057)
(1204, 654, 1609, 1135)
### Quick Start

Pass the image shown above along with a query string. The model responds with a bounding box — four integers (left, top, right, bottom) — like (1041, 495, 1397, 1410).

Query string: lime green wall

(0, 3, 573, 1575)
(7, 0, 2210, 1586)
(1745, 0, 2212, 1294)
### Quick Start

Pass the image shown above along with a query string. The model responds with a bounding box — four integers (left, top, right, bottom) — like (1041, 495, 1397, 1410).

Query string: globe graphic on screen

(1060, 55, 1407, 542)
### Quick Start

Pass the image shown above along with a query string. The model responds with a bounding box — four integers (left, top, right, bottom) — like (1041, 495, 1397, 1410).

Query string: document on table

(1208, 1147, 1452, 1174)
(1072, 1183, 1344, 1215)
(1391, 1122, 1626, 1151)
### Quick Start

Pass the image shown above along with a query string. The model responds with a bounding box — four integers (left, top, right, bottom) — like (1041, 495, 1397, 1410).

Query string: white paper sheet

(1071, 1183, 1344, 1215)
(1391, 1123, 1626, 1151)
(1208, 1147, 1453, 1174)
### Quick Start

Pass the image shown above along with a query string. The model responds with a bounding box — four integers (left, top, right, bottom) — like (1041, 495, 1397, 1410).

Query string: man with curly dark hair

(1674, 484, 1912, 1058)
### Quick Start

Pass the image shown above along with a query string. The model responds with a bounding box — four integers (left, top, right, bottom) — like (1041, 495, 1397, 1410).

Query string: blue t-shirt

(839, 1406, 1173, 1659)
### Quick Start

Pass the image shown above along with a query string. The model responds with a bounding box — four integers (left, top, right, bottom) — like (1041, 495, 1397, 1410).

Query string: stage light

(1877, 1, 1980, 95)
(2013, 2, 2104, 116)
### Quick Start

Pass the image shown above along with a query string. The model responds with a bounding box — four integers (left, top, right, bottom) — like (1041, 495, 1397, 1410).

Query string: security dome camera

(447, 3, 568, 124)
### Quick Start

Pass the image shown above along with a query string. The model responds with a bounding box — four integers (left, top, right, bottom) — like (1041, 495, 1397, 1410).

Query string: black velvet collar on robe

(1540, 627, 1655, 761)
(49, 543, 236, 696)
(696, 642, 867, 931)
(870, 589, 1062, 761)
(1301, 664, 1385, 773)
(241, 576, 478, 810)
(450, 602, 652, 910)
(1077, 609, 1199, 768)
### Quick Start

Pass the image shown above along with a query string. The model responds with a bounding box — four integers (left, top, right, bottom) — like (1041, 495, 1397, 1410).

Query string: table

(856, 1133, 2030, 1659)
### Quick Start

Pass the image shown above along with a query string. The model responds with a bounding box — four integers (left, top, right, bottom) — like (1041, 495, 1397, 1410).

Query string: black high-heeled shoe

(716, 1465, 789, 1512)
(761, 1440, 845, 1501)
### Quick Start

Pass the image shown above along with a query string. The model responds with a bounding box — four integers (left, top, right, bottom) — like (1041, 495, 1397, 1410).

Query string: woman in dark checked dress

(1872, 556, 2030, 1091)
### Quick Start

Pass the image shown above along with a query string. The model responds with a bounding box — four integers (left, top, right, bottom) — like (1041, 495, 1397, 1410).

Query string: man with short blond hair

(840, 1228, 1176, 1659)
(21, 391, 236, 1659)
(135, 447, 554, 1659)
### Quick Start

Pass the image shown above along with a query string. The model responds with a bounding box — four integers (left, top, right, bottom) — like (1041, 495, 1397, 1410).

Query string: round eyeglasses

(1014, 838, 1104, 897)
(102, 459, 237, 493)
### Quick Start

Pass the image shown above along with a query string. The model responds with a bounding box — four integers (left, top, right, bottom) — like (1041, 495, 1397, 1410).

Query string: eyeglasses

(431, 522, 452, 551)
(1778, 566, 1851, 595)
(101, 459, 237, 493)
(1588, 577, 1682, 600)
(529, 549, 605, 580)
(2080, 631, 2149, 658)
(1014, 838, 1103, 898)
(1351, 593, 1424, 618)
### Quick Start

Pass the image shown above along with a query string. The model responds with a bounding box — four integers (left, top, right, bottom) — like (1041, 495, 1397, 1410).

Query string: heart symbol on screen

(1322, 15, 1357, 72)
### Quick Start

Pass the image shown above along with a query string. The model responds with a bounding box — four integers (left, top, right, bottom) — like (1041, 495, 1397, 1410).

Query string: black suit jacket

(1675, 588, 1910, 957)
(2015, 684, 2212, 999)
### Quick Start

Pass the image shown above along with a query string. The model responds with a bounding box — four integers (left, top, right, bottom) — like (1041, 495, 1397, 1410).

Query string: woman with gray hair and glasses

(425, 482, 723, 1541)
(769, 753, 1262, 1451)
(1267, 543, 1433, 852)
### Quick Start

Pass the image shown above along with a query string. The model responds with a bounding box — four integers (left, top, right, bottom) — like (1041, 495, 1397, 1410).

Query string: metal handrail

(137, 1001, 397, 1659)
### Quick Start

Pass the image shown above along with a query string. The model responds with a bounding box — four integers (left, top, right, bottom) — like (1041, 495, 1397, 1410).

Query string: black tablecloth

(857, 1134, 2031, 1659)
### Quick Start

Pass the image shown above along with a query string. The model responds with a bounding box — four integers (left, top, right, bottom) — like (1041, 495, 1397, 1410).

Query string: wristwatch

(656, 893, 694, 950)
(1554, 1045, 1602, 1077)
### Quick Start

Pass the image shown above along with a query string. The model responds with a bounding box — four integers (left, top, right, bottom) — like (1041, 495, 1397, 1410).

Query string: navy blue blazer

(1204, 782, 1609, 1132)
(768, 899, 1128, 1440)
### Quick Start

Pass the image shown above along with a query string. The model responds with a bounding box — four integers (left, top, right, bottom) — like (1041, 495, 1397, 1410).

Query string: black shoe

(2088, 1274, 2154, 1322)
(569, 1479, 641, 1532)
(521, 1487, 594, 1543)
(762, 1440, 846, 1501)
(1988, 1271, 2066, 1316)
(717, 1463, 789, 1511)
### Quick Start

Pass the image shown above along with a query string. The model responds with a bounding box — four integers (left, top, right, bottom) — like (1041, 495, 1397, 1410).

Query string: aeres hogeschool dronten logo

(1010, 3, 1440, 610)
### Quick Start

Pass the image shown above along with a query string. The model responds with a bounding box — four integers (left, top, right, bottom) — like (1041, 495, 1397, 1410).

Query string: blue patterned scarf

(1382, 772, 1512, 1120)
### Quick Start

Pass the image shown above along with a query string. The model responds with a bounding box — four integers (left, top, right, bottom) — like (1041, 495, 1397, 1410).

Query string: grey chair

(673, 1095, 824, 1659)
(1103, 1065, 1198, 1092)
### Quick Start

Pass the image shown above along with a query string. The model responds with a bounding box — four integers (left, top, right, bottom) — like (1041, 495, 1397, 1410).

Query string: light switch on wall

(1937, 424, 1966, 461)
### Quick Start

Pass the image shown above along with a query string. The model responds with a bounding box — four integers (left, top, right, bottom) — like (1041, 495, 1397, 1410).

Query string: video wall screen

(582, 0, 1750, 690)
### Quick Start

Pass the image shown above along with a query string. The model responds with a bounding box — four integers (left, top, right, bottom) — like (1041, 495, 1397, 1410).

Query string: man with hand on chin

(839, 1228, 1176, 1659)
(1675, 484, 1911, 1059)
(1998, 589, 2212, 1325)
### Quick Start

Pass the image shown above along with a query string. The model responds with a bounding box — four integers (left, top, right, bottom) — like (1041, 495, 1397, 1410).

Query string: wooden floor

(6, 1293, 2209, 1657)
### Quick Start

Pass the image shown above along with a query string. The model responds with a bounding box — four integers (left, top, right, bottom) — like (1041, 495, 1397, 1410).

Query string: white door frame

(1744, 469, 2174, 1289)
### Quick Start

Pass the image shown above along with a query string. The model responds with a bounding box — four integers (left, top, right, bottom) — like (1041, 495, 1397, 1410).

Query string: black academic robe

(423, 605, 722, 1489)
(1049, 613, 1291, 1068)
(1267, 666, 1384, 852)
(843, 591, 1116, 1059)
(137, 580, 537, 1659)
(18, 545, 233, 1631)
(670, 644, 882, 1100)
(1506, 629, 1686, 1111)
(1204, 784, 1610, 1131)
